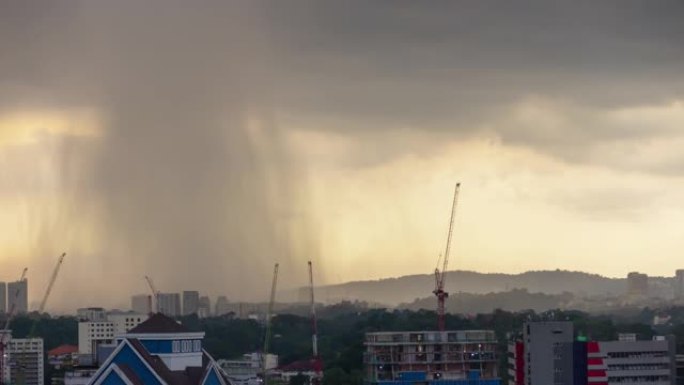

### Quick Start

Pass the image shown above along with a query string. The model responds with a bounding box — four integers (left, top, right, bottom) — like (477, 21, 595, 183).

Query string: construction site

(362, 183, 501, 385)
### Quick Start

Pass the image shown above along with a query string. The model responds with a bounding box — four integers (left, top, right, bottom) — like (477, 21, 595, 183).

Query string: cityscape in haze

(3, 1, 684, 385)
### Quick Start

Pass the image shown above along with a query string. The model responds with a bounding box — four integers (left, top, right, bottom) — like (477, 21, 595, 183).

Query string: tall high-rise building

(182, 291, 200, 316)
(215, 296, 230, 316)
(0, 282, 6, 314)
(8, 337, 44, 385)
(131, 294, 152, 314)
(198, 296, 211, 318)
(7, 279, 28, 314)
(676, 270, 684, 299)
(522, 321, 574, 385)
(157, 293, 181, 317)
(627, 272, 648, 296)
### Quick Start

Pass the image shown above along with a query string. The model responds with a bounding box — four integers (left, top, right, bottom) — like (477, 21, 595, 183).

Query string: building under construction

(364, 330, 500, 385)
(362, 184, 499, 385)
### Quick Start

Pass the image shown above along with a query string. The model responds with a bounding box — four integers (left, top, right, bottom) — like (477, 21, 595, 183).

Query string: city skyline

(2, 1, 684, 312)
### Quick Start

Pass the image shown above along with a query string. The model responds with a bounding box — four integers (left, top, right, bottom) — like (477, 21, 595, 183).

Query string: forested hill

(282, 270, 675, 306)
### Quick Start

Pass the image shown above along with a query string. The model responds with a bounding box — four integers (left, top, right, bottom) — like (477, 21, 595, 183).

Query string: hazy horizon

(3, 1, 684, 313)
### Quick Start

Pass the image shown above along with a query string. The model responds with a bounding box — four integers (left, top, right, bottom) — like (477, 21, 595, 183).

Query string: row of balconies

(366, 344, 498, 354)
(364, 352, 497, 364)
(366, 331, 496, 345)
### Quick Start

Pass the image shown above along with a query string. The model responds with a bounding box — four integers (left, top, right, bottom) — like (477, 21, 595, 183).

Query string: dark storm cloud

(1, 1, 312, 307)
(2, 0, 684, 308)
(261, 0, 684, 163)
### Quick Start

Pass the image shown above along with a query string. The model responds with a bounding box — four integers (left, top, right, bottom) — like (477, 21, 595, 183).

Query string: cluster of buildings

(131, 291, 211, 318)
(507, 321, 675, 385)
(56, 308, 317, 385)
(76, 307, 150, 362)
(68, 313, 231, 385)
(130, 291, 219, 318)
(39, 311, 237, 385)
(5, 273, 684, 385)
(1, 308, 151, 385)
(363, 322, 679, 385)
(130, 292, 265, 320)
(625, 269, 684, 300)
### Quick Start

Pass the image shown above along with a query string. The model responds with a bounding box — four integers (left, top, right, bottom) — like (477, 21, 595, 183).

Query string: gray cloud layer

(2, 0, 684, 309)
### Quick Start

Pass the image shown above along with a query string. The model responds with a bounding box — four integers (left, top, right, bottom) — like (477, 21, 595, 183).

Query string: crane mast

(38, 253, 66, 312)
(308, 261, 318, 357)
(19, 252, 67, 385)
(308, 261, 322, 379)
(433, 183, 460, 331)
(263, 263, 279, 385)
(144, 276, 160, 313)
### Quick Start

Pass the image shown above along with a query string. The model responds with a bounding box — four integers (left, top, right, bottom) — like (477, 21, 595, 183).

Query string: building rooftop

(278, 358, 322, 373)
(48, 344, 78, 357)
(88, 330, 229, 385)
(127, 313, 190, 334)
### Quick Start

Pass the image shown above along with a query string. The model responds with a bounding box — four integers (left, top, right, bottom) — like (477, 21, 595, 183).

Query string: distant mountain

(281, 269, 676, 306)
(399, 289, 574, 314)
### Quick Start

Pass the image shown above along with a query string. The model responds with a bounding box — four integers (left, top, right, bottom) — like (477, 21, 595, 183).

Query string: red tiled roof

(47, 345, 78, 357)
(278, 358, 322, 373)
(127, 313, 190, 334)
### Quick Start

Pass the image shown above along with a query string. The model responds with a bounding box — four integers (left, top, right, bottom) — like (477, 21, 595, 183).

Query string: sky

(2, 1, 684, 312)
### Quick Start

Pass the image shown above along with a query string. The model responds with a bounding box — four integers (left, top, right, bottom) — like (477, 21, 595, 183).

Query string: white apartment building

(8, 338, 44, 385)
(78, 311, 147, 355)
(107, 313, 147, 335)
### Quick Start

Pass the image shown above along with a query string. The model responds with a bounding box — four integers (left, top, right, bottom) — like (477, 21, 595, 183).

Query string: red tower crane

(433, 183, 460, 331)
(144, 275, 160, 313)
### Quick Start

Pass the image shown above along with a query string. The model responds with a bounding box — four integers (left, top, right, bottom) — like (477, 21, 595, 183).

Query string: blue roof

(87, 337, 230, 385)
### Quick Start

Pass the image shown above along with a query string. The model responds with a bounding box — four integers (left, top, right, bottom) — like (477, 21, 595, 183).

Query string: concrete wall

(523, 321, 573, 385)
